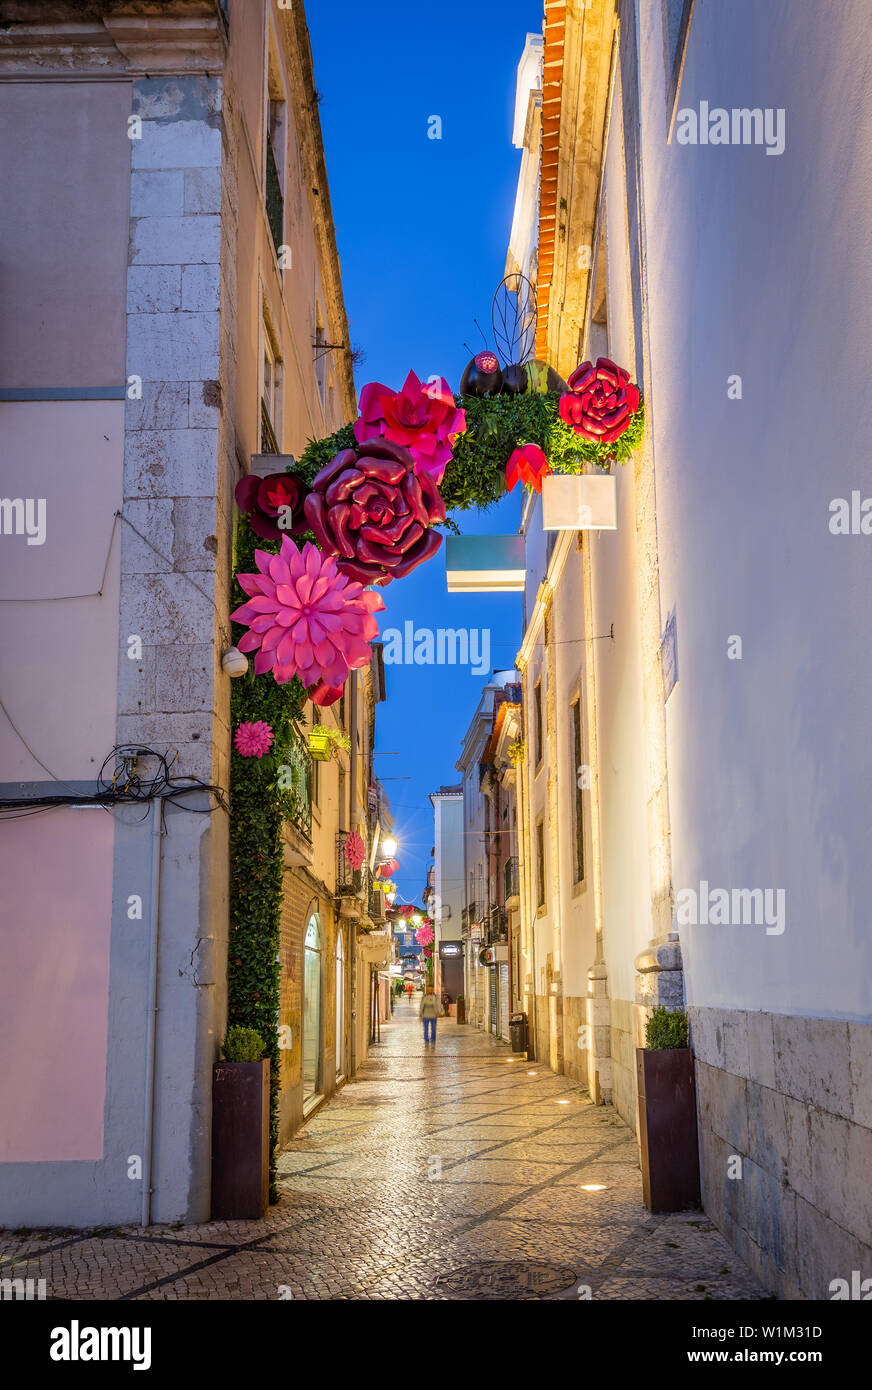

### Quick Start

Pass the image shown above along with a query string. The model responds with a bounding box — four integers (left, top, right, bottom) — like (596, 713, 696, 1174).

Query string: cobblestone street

(0, 1004, 766, 1301)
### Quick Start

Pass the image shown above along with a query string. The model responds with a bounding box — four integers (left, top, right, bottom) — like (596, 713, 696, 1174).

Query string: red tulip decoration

(304, 438, 446, 587)
(505, 443, 551, 494)
(559, 357, 640, 444)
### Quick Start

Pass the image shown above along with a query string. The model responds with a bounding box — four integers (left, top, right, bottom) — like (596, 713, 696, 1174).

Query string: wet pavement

(0, 999, 766, 1300)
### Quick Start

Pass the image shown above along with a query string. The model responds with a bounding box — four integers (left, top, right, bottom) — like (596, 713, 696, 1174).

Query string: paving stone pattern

(0, 1004, 767, 1300)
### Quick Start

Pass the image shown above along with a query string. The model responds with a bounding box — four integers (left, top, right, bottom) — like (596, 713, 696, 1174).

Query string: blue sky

(307, 0, 539, 907)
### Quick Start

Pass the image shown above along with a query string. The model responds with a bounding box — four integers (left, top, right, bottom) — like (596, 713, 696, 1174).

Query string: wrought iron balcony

(265, 137, 284, 254)
(336, 831, 363, 898)
(504, 855, 519, 900)
(278, 726, 312, 839)
(487, 903, 507, 944)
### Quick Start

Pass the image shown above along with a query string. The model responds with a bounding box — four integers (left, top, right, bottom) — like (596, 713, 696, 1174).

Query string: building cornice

(0, 4, 225, 77)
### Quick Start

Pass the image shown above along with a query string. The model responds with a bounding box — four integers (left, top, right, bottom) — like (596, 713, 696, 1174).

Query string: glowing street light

(381, 835, 398, 857)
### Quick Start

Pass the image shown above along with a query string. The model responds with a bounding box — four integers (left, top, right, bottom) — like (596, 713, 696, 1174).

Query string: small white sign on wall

(542, 474, 617, 531)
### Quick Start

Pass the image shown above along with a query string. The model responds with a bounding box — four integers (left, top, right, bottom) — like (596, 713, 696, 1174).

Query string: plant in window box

(309, 724, 351, 760)
(636, 1006, 700, 1214)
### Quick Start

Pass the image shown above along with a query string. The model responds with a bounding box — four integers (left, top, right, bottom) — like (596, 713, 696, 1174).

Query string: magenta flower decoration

(353, 370, 466, 483)
(415, 923, 434, 947)
(231, 538, 385, 689)
(304, 437, 445, 587)
(343, 830, 366, 871)
(234, 720, 274, 758)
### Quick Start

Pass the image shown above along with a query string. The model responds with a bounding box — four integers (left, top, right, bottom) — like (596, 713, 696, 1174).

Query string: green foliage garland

(228, 514, 307, 1200)
(296, 393, 645, 522)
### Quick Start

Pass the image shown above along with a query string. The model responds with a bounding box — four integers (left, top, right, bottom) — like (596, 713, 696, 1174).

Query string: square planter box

(635, 1047, 700, 1213)
(211, 1059, 270, 1220)
(542, 473, 617, 530)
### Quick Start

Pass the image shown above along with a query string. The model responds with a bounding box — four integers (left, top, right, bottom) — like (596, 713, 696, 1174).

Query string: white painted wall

(633, 0, 872, 1018)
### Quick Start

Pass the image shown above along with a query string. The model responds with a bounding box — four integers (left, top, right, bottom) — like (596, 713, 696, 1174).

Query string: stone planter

(456, 998, 466, 1025)
(635, 1047, 700, 1213)
(211, 1059, 270, 1220)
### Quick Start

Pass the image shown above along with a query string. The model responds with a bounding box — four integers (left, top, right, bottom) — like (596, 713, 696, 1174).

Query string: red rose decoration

(235, 471, 309, 541)
(559, 357, 640, 443)
(506, 443, 551, 494)
(303, 437, 445, 586)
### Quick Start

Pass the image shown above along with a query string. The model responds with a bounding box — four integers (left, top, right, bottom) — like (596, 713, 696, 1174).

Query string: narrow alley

(0, 1004, 765, 1301)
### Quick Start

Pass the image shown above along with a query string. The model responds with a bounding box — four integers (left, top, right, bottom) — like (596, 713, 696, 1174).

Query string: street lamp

(381, 835, 398, 857)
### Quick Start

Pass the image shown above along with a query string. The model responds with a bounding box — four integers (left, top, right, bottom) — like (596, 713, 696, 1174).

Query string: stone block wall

(691, 1006, 872, 1299)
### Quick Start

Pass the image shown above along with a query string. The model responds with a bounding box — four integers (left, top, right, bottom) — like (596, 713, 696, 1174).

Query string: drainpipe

(141, 796, 163, 1227)
(348, 671, 358, 1078)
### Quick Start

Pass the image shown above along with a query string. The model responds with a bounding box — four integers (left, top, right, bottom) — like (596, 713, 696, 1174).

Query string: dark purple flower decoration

(235, 471, 309, 541)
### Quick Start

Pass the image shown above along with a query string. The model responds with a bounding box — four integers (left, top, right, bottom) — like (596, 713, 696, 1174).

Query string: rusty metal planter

(635, 1047, 700, 1213)
(211, 1059, 269, 1220)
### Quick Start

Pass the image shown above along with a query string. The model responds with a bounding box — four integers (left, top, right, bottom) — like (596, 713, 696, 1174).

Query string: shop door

(489, 967, 498, 1034)
(302, 915, 323, 1102)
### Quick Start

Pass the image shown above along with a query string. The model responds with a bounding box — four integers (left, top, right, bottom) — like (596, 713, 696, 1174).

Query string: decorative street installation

(343, 830, 366, 871)
(233, 350, 642, 698)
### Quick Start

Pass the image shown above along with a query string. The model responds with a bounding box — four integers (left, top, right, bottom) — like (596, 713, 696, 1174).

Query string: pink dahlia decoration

(231, 538, 385, 698)
(559, 357, 641, 444)
(415, 923, 434, 947)
(304, 437, 445, 587)
(234, 720, 274, 758)
(343, 830, 366, 871)
(353, 370, 466, 483)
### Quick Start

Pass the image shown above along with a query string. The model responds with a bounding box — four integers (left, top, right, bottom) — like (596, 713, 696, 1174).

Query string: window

(261, 315, 282, 451)
(534, 680, 543, 767)
(264, 31, 286, 255)
(314, 298, 327, 406)
(663, 0, 695, 137)
(572, 699, 584, 883)
(536, 820, 546, 910)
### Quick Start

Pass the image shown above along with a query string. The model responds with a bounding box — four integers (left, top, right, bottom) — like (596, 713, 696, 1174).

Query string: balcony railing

(504, 855, 519, 900)
(265, 137, 284, 254)
(278, 726, 312, 838)
(368, 869, 386, 924)
(336, 831, 364, 897)
(487, 903, 507, 945)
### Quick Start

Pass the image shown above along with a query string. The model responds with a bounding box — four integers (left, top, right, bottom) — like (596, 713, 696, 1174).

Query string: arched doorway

(335, 927, 346, 1079)
(302, 914, 323, 1105)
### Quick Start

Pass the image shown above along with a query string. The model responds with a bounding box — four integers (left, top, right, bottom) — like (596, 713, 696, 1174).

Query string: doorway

(489, 967, 498, 1035)
(302, 914, 323, 1106)
(335, 927, 346, 1079)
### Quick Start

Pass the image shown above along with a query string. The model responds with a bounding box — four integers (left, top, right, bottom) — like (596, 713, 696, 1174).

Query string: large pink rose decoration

(415, 923, 434, 947)
(303, 437, 445, 586)
(235, 472, 309, 541)
(354, 371, 466, 482)
(231, 538, 384, 691)
(559, 357, 640, 443)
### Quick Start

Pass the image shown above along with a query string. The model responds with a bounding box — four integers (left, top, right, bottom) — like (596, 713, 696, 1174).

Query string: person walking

(421, 982, 438, 1045)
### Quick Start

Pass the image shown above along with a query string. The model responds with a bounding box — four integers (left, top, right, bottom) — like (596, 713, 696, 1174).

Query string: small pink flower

(234, 721, 274, 758)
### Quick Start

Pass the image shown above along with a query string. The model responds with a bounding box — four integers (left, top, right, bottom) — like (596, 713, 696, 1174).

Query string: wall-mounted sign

(542, 474, 617, 531)
(439, 942, 462, 957)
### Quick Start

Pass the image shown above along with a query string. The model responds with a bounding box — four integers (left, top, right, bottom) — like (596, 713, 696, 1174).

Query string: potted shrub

(636, 1007, 700, 1213)
(211, 1025, 270, 1220)
(456, 994, 466, 1025)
